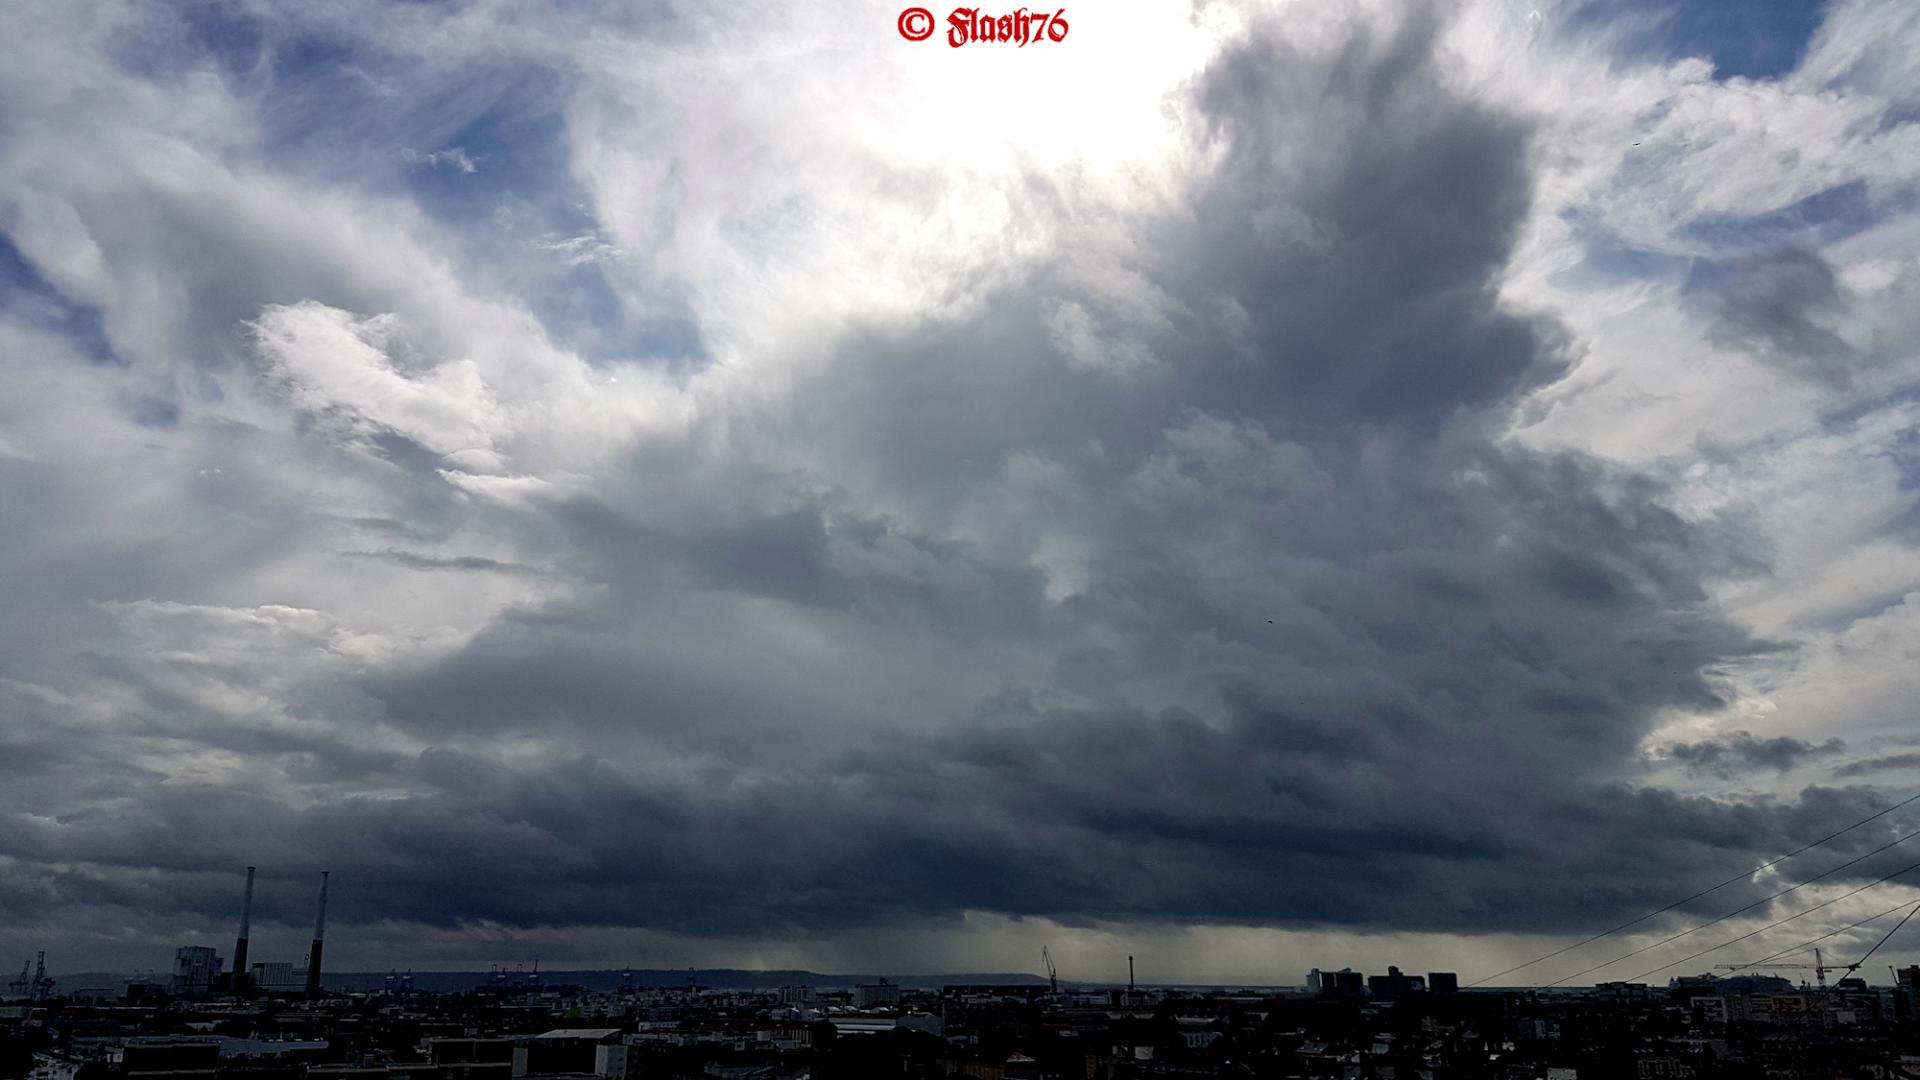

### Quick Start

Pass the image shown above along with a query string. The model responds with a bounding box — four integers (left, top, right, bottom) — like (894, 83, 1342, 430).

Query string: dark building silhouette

(305, 870, 329, 1000)
(1308, 968, 1365, 996)
(1367, 966, 1424, 1000)
(231, 865, 255, 997)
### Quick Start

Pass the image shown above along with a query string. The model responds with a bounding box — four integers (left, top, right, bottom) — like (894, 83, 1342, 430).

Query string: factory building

(249, 962, 304, 995)
(171, 947, 223, 999)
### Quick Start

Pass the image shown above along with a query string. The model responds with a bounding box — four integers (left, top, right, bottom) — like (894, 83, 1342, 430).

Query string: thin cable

(1470, 790, 1920, 986)
(1824, 901, 1920, 994)
(1540, 821, 1920, 987)
(1619, 860, 1920, 983)
(1722, 897, 1917, 972)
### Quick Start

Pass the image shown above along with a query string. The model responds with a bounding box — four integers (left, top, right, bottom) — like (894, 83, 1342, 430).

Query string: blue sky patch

(1568, 0, 1825, 81)
(1680, 181, 1879, 251)
(0, 232, 121, 365)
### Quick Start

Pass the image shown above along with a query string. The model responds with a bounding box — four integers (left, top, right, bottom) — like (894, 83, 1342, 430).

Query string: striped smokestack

(232, 865, 255, 997)
(305, 870, 329, 1000)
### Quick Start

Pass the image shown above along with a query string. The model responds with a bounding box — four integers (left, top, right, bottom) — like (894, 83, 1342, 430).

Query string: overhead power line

(1823, 901, 1920, 994)
(1470, 789, 1920, 987)
(1724, 897, 1920, 973)
(1540, 820, 1920, 987)
(1619, 858, 1920, 983)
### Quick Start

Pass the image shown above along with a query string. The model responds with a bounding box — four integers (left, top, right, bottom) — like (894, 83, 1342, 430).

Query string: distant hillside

(322, 969, 1049, 992)
(51, 969, 1049, 993)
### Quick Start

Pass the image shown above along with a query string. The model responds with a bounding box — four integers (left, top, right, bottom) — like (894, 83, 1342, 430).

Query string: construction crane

(1721, 947, 1829, 990)
(1041, 947, 1057, 994)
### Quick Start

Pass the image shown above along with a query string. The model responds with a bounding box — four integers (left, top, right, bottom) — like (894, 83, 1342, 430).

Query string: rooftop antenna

(233, 866, 256, 998)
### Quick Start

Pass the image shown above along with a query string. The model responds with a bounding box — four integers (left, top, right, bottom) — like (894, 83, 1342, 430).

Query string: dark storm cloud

(1657, 730, 1848, 779)
(2, 0, 1889, 965)
(1169, 8, 1565, 429)
(1, 732, 1901, 942)
(174, 6, 1803, 943)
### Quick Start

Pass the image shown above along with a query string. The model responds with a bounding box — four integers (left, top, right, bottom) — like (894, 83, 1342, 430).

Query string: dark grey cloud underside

(1660, 729, 1849, 780)
(1834, 753, 1920, 780)
(1697, 247, 1860, 384)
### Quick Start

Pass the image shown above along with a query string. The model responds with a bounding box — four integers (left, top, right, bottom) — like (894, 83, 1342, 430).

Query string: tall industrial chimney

(232, 866, 256, 997)
(305, 870, 329, 1000)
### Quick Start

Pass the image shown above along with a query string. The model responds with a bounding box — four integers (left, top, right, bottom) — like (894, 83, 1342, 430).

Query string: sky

(4, 0, 1920, 988)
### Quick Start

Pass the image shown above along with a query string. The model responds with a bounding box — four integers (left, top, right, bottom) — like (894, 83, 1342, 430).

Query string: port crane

(32, 952, 53, 1001)
(1042, 946, 1057, 994)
